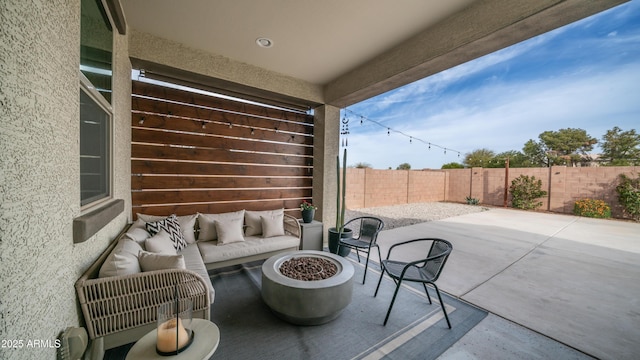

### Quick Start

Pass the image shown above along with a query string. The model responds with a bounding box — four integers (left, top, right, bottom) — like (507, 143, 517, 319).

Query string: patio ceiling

(121, 0, 626, 108)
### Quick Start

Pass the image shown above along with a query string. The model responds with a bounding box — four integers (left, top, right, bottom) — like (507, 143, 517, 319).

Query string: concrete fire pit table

(261, 250, 354, 325)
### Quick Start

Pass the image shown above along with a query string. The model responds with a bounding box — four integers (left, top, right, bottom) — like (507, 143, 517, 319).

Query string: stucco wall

(0, 1, 131, 359)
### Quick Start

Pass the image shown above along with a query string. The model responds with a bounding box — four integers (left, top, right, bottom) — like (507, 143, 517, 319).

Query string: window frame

(80, 73, 114, 211)
(79, 0, 115, 212)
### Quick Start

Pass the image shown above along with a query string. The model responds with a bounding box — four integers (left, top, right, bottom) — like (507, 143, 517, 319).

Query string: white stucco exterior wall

(0, 1, 131, 359)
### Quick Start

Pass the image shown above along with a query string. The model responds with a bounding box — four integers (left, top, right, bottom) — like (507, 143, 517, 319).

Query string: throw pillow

(124, 227, 150, 248)
(98, 239, 143, 278)
(244, 208, 284, 236)
(261, 214, 285, 238)
(138, 250, 186, 272)
(137, 213, 198, 245)
(215, 218, 245, 245)
(145, 215, 187, 251)
(197, 210, 245, 241)
(144, 230, 178, 255)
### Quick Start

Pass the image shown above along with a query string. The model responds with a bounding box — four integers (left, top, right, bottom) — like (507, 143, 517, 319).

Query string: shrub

(509, 175, 547, 210)
(573, 199, 611, 218)
(465, 196, 480, 205)
(616, 173, 640, 221)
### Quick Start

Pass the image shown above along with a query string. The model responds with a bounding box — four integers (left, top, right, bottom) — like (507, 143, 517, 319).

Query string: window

(80, 0, 113, 208)
(80, 86, 111, 206)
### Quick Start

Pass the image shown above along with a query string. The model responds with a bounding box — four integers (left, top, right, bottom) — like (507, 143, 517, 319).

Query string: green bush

(465, 196, 480, 205)
(616, 173, 640, 221)
(509, 175, 547, 210)
(573, 199, 611, 218)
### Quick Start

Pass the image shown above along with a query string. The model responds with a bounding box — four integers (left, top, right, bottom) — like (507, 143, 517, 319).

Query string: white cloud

(345, 62, 640, 169)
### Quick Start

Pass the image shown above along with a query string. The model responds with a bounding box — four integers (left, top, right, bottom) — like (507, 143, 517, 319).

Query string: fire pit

(261, 250, 354, 325)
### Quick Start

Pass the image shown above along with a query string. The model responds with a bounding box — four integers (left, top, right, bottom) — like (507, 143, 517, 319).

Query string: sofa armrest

(75, 268, 210, 340)
(283, 213, 301, 239)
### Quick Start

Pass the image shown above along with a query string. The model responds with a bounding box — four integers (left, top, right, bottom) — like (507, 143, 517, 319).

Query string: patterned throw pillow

(145, 214, 187, 251)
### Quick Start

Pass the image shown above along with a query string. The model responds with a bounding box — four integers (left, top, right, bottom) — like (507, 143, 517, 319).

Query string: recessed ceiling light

(256, 37, 274, 48)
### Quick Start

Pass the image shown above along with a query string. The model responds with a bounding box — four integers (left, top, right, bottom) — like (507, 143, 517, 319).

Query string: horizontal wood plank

(132, 128, 312, 156)
(132, 81, 313, 125)
(132, 160, 310, 177)
(133, 199, 305, 218)
(132, 188, 311, 205)
(132, 144, 311, 167)
(132, 175, 312, 190)
(132, 99, 312, 139)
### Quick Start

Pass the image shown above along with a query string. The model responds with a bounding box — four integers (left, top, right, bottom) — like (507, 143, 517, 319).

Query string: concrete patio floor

(371, 208, 640, 360)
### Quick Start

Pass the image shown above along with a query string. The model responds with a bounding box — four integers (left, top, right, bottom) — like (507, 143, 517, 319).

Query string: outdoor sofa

(75, 209, 300, 358)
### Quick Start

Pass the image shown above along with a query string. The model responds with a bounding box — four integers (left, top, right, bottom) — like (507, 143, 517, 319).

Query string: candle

(156, 318, 190, 353)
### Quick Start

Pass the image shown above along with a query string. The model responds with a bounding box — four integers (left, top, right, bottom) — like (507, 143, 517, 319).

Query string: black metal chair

(374, 238, 453, 328)
(337, 216, 384, 284)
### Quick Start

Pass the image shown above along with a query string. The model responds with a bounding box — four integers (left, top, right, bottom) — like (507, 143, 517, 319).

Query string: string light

(342, 108, 462, 158)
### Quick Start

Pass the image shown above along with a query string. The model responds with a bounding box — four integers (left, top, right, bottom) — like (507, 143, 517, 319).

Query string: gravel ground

(345, 202, 490, 230)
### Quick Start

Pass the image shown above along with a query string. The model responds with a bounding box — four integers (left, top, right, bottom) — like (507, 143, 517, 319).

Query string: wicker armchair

(75, 227, 210, 357)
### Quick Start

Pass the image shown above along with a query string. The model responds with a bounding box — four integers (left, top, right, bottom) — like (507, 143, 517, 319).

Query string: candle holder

(156, 296, 194, 355)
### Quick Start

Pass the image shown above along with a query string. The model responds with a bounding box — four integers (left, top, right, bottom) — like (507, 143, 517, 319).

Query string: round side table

(125, 319, 220, 360)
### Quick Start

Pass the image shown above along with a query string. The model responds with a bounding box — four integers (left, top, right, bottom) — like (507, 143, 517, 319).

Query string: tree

(522, 139, 548, 167)
(539, 128, 597, 166)
(352, 162, 372, 169)
(441, 162, 464, 169)
(489, 150, 531, 168)
(600, 126, 640, 166)
(396, 163, 411, 170)
(524, 128, 597, 167)
(463, 148, 495, 167)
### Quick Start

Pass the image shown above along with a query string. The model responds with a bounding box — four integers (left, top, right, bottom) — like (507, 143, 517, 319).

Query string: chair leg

(355, 248, 361, 262)
(432, 283, 451, 329)
(374, 265, 385, 297)
(422, 283, 432, 304)
(362, 248, 371, 284)
(383, 279, 403, 326)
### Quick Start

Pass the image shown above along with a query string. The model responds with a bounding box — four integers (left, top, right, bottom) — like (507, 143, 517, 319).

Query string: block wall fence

(345, 166, 639, 219)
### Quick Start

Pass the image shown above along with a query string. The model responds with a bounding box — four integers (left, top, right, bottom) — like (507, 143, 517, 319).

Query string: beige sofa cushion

(197, 210, 245, 241)
(179, 244, 216, 304)
(215, 218, 245, 244)
(261, 214, 285, 237)
(138, 251, 185, 272)
(99, 239, 143, 278)
(145, 230, 178, 255)
(198, 235, 299, 264)
(244, 208, 284, 236)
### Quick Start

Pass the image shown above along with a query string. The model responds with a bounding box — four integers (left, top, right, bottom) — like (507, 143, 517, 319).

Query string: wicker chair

(337, 216, 384, 284)
(374, 238, 453, 327)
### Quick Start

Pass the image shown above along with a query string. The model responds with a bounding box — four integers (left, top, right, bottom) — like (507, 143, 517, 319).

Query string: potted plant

(328, 148, 352, 256)
(300, 200, 317, 223)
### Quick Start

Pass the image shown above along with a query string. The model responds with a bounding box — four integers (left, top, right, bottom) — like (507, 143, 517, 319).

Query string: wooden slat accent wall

(131, 80, 314, 218)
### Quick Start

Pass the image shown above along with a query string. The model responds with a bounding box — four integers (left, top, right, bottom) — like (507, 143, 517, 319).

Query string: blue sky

(342, 1, 640, 169)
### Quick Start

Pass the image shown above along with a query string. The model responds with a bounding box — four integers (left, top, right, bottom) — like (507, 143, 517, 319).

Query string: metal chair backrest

(359, 217, 384, 244)
(420, 239, 453, 282)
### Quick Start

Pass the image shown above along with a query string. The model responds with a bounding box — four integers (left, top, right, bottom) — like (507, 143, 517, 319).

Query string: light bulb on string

(409, 136, 412, 144)
(387, 128, 390, 136)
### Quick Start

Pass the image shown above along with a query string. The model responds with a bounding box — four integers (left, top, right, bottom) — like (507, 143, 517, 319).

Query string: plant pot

(328, 227, 352, 257)
(301, 209, 315, 223)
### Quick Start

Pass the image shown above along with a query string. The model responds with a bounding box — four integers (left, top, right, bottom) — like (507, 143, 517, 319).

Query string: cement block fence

(345, 166, 640, 219)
